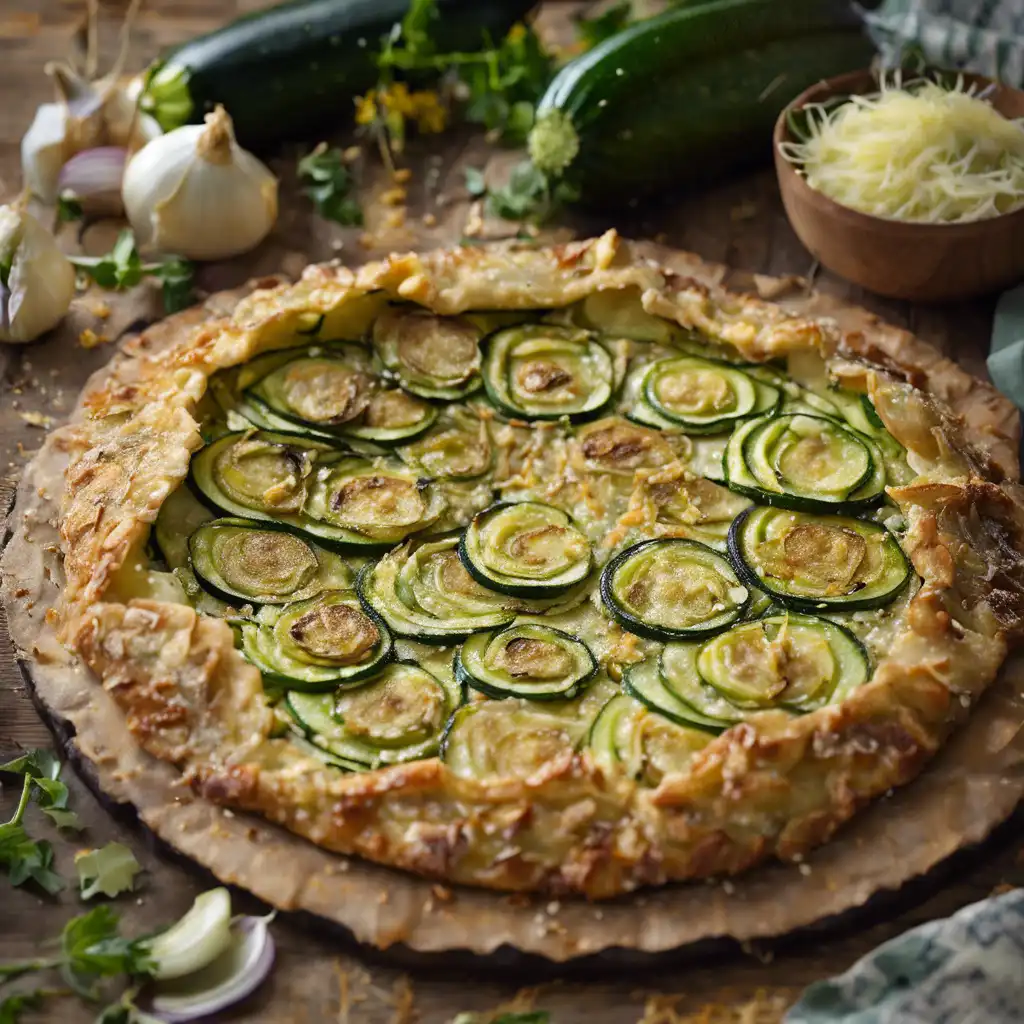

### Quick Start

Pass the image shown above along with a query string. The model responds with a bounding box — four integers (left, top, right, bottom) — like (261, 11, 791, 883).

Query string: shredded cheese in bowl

(780, 76, 1024, 224)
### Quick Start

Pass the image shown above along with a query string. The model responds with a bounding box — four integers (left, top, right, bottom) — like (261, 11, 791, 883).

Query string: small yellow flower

(382, 82, 415, 117)
(411, 90, 448, 134)
(354, 90, 378, 125)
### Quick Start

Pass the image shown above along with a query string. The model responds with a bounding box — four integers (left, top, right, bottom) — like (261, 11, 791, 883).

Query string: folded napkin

(864, 0, 1024, 85)
(785, 888, 1024, 1023)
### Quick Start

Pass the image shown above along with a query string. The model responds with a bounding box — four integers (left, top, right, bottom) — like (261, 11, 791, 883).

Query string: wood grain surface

(1, 2, 1022, 1022)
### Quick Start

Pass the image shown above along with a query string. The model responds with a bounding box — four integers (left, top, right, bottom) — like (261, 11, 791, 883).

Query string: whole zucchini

(140, 0, 538, 149)
(530, 0, 876, 202)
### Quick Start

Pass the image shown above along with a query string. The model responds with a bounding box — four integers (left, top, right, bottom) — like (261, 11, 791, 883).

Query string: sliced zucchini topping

(456, 624, 597, 700)
(728, 506, 911, 611)
(398, 410, 492, 480)
(601, 538, 749, 642)
(572, 417, 675, 476)
(460, 502, 593, 596)
(191, 431, 443, 549)
(442, 700, 579, 780)
(621, 657, 725, 733)
(335, 388, 437, 446)
(373, 306, 483, 400)
(588, 694, 711, 786)
(189, 518, 352, 604)
(358, 534, 515, 643)
(724, 414, 885, 511)
(287, 661, 457, 766)
(630, 357, 779, 433)
(695, 614, 869, 712)
(481, 324, 615, 422)
(241, 592, 392, 690)
(245, 344, 377, 430)
(305, 458, 446, 544)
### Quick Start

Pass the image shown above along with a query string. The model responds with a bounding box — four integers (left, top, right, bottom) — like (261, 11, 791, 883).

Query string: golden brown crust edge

(48, 231, 1024, 898)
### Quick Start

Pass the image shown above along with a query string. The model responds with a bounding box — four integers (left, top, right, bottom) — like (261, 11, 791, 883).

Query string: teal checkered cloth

(864, 0, 1024, 86)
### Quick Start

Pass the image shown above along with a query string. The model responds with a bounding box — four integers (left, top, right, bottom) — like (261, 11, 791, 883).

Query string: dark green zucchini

(140, 0, 539, 147)
(727, 506, 912, 612)
(455, 623, 597, 700)
(600, 538, 749, 642)
(620, 658, 725, 734)
(530, 0, 876, 202)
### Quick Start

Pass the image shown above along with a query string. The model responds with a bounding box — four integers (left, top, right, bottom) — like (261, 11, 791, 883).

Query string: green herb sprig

(298, 145, 364, 226)
(69, 231, 195, 314)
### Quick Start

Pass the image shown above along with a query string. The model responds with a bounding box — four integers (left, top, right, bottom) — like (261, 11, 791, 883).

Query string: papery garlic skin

(0, 205, 76, 344)
(122, 106, 278, 261)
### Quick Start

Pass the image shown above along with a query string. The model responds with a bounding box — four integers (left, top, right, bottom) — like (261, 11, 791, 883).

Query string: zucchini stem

(527, 108, 579, 177)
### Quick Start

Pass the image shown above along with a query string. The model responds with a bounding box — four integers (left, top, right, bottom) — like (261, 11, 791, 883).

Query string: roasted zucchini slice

(601, 538, 749, 642)
(481, 324, 615, 422)
(728, 506, 912, 611)
(190, 431, 440, 550)
(286, 661, 458, 766)
(241, 592, 392, 690)
(629, 356, 779, 434)
(571, 417, 675, 477)
(154, 484, 215, 570)
(189, 518, 352, 604)
(658, 643, 745, 725)
(244, 342, 378, 430)
(305, 458, 446, 544)
(588, 693, 712, 785)
(724, 414, 885, 511)
(641, 473, 752, 550)
(620, 657, 725, 733)
(333, 388, 438, 446)
(373, 305, 483, 400)
(441, 700, 580, 780)
(459, 502, 593, 597)
(357, 534, 515, 644)
(694, 613, 869, 712)
(455, 623, 597, 700)
(398, 409, 493, 480)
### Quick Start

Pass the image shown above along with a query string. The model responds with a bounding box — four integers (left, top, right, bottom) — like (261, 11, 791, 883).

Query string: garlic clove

(123, 106, 278, 261)
(0, 204, 76, 344)
(21, 102, 72, 203)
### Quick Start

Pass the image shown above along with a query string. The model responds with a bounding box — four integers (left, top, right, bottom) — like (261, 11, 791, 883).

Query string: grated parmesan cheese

(781, 75, 1024, 223)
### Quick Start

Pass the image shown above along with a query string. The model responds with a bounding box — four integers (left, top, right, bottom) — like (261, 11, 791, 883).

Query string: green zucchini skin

(143, 0, 538, 147)
(534, 0, 876, 202)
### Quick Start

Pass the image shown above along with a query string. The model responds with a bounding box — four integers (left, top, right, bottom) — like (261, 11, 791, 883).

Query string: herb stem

(7, 774, 33, 827)
(0, 957, 62, 982)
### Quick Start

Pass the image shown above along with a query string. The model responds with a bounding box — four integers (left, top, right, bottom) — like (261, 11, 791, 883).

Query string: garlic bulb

(122, 106, 278, 261)
(22, 63, 161, 205)
(0, 204, 76, 344)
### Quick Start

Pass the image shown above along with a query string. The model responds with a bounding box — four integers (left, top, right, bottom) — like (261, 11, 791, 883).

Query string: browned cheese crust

(47, 232, 1024, 898)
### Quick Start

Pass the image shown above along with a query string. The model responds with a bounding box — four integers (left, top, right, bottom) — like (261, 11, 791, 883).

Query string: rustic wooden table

(1, 2, 1022, 1022)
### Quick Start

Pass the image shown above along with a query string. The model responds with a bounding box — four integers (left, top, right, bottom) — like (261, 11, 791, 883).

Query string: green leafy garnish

(0, 990, 48, 1024)
(485, 160, 579, 224)
(69, 231, 195, 315)
(76, 844, 143, 901)
(0, 748, 85, 893)
(57, 192, 84, 223)
(298, 145, 364, 226)
(464, 167, 487, 197)
(575, 1, 631, 48)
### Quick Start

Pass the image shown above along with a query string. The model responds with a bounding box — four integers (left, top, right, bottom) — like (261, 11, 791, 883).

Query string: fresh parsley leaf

(399, 0, 438, 58)
(464, 167, 487, 197)
(1, 748, 59, 780)
(486, 160, 547, 220)
(57, 193, 84, 222)
(576, 1, 631, 48)
(76, 844, 143, 900)
(298, 145, 363, 226)
(60, 906, 153, 1000)
(68, 233, 194, 314)
(0, 991, 46, 1024)
(152, 258, 194, 314)
(0, 812, 65, 895)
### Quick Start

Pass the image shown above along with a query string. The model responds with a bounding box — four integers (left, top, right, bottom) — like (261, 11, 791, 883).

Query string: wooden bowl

(773, 69, 1024, 302)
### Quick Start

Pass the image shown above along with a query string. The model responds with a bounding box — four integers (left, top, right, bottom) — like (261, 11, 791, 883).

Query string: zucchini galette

(39, 232, 1024, 898)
